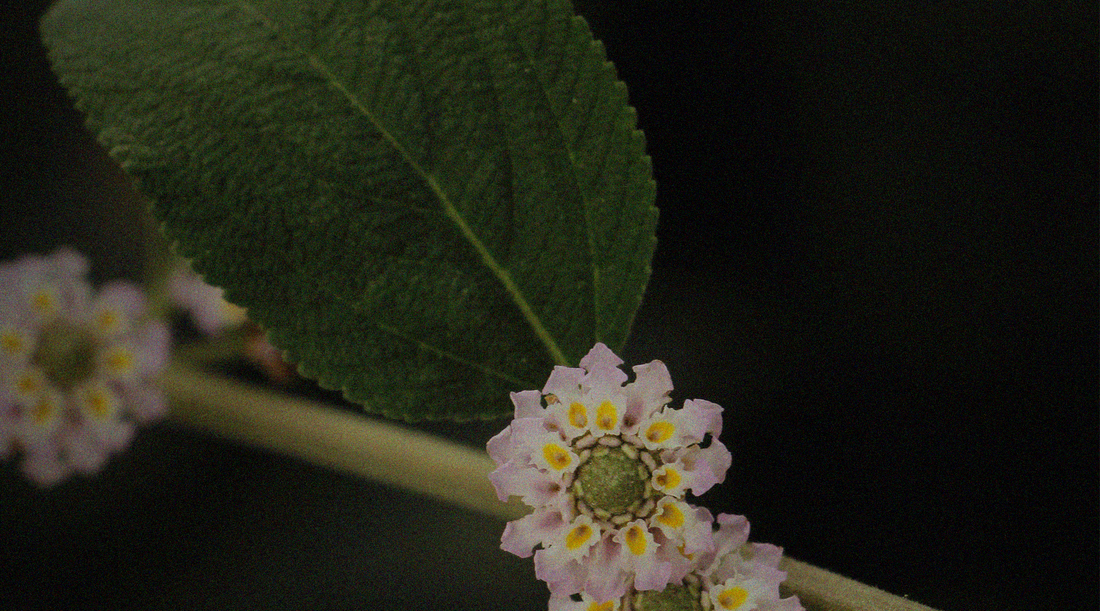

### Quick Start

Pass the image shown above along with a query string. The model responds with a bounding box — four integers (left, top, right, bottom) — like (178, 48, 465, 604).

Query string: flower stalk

(162, 358, 941, 611)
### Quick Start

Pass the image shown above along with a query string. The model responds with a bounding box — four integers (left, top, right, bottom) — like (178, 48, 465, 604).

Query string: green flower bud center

(633, 584, 703, 611)
(33, 321, 98, 389)
(572, 446, 648, 515)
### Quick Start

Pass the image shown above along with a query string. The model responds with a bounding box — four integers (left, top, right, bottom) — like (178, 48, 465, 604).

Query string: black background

(1, 1, 1096, 610)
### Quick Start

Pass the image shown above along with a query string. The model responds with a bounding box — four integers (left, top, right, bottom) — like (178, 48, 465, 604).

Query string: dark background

(1, 1, 1096, 610)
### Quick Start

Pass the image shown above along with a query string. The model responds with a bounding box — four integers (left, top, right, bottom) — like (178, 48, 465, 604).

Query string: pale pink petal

(704, 513, 751, 580)
(579, 344, 628, 392)
(681, 398, 724, 439)
(750, 543, 785, 570)
(103, 420, 137, 452)
(622, 360, 672, 432)
(134, 321, 171, 376)
(49, 247, 89, 277)
(501, 507, 566, 558)
(653, 528, 693, 583)
(487, 417, 544, 466)
(64, 426, 111, 474)
(583, 536, 631, 601)
(22, 447, 70, 486)
(764, 597, 806, 611)
(630, 360, 673, 403)
(675, 442, 732, 496)
(543, 365, 584, 397)
(119, 383, 168, 423)
(548, 594, 590, 611)
(535, 553, 586, 596)
(168, 266, 246, 335)
(488, 459, 563, 506)
(93, 281, 145, 320)
(683, 506, 716, 556)
(510, 389, 544, 420)
(579, 343, 624, 371)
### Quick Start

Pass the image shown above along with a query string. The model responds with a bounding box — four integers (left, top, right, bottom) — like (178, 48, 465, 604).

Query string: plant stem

(161, 359, 942, 611)
(162, 359, 526, 519)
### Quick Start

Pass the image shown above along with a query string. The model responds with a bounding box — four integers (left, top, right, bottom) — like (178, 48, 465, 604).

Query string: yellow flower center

(716, 587, 749, 610)
(652, 465, 682, 492)
(655, 501, 685, 529)
(95, 309, 121, 335)
(623, 523, 647, 556)
(645, 421, 675, 444)
(542, 443, 573, 471)
(566, 523, 594, 550)
(569, 402, 588, 428)
(30, 290, 56, 316)
(1, 330, 25, 356)
(595, 401, 619, 431)
(83, 387, 115, 419)
(31, 397, 57, 425)
(103, 347, 136, 376)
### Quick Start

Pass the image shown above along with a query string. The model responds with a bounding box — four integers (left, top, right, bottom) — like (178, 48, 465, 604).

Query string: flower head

(549, 513, 804, 611)
(0, 248, 170, 486)
(489, 344, 732, 601)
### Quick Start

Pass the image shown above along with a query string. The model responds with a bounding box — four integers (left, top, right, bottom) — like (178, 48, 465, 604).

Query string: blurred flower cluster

(0, 248, 169, 485)
(489, 344, 803, 611)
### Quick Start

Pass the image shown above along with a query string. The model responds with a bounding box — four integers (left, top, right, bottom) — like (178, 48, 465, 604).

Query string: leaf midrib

(507, 16, 606, 344)
(237, 0, 570, 368)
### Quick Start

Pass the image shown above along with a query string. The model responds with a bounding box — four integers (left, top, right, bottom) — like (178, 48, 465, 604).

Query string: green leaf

(41, 0, 657, 420)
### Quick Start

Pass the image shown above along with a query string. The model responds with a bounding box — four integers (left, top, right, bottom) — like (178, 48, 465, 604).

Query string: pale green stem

(161, 359, 942, 611)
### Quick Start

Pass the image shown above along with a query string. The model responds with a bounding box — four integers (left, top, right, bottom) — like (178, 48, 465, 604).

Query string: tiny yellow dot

(32, 399, 55, 424)
(97, 310, 119, 332)
(17, 374, 41, 396)
(105, 349, 135, 374)
(1, 333, 24, 355)
(30, 291, 55, 315)
(87, 391, 111, 418)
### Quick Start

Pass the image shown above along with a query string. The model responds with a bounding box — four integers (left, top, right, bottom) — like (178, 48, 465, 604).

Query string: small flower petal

(501, 507, 566, 558)
(488, 459, 563, 506)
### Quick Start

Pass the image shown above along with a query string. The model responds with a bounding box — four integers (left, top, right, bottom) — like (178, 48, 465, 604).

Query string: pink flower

(488, 344, 732, 601)
(0, 248, 170, 486)
(548, 513, 804, 611)
(167, 263, 247, 336)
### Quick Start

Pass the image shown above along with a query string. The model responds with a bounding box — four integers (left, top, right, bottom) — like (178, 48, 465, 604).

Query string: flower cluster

(488, 344, 733, 601)
(550, 514, 803, 611)
(0, 248, 169, 485)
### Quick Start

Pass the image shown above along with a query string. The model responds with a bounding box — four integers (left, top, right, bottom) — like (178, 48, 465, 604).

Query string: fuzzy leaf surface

(41, 0, 657, 419)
